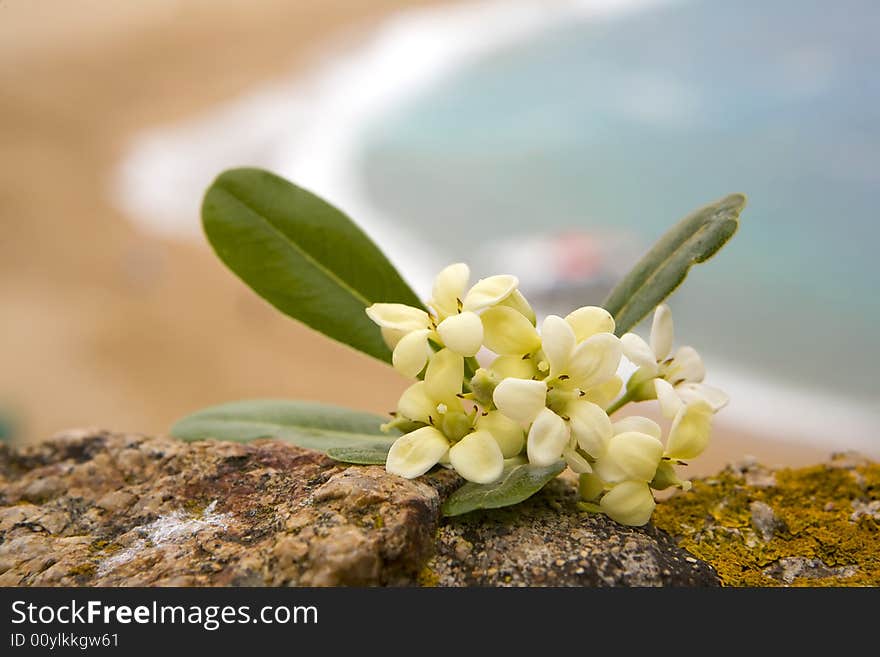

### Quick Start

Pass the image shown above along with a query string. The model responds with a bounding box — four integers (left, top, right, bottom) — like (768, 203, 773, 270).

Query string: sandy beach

(0, 0, 830, 475)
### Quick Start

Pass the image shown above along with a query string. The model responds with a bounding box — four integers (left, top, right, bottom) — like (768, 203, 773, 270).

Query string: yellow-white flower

(620, 304, 728, 411)
(492, 311, 622, 470)
(366, 263, 519, 376)
(588, 423, 663, 527)
(387, 347, 506, 483)
(578, 402, 712, 526)
(654, 381, 715, 461)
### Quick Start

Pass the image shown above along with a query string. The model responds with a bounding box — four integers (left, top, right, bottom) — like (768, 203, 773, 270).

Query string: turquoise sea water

(360, 0, 879, 402)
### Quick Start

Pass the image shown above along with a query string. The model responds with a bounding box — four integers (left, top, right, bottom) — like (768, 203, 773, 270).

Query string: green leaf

(326, 444, 391, 465)
(202, 168, 424, 363)
(441, 461, 565, 516)
(170, 399, 398, 453)
(602, 193, 747, 336)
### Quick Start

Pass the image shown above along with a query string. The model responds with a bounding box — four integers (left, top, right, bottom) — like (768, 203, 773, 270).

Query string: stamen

(558, 374, 570, 381)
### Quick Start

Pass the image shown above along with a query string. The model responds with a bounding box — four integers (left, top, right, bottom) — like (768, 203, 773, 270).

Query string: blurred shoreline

(0, 0, 865, 474)
(112, 0, 877, 463)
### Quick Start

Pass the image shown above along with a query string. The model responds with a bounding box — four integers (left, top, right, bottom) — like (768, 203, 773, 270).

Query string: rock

(749, 501, 784, 542)
(0, 430, 459, 586)
(0, 430, 717, 587)
(425, 478, 719, 586)
(654, 452, 880, 586)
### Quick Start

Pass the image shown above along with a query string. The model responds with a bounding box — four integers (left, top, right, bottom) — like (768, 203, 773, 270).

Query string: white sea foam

(111, 0, 879, 454)
(708, 363, 879, 457)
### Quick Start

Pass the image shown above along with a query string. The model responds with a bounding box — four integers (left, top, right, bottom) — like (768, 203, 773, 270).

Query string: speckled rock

(425, 478, 718, 586)
(0, 430, 459, 586)
(0, 430, 718, 587)
(654, 453, 880, 586)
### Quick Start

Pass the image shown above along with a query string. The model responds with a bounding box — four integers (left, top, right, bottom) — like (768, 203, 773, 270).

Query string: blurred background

(2, 0, 878, 472)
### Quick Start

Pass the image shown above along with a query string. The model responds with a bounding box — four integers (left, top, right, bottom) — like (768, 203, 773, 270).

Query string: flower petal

(670, 346, 705, 383)
(481, 306, 541, 355)
(567, 333, 622, 389)
(600, 481, 656, 526)
(475, 410, 525, 458)
(566, 399, 612, 457)
(365, 303, 430, 331)
(391, 329, 432, 377)
(385, 426, 449, 479)
(650, 304, 674, 361)
(620, 332, 658, 372)
(500, 289, 537, 325)
(592, 452, 627, 483)
(527, 408, 569, 466)
(493, 378, 547, 425)
(603, 431, 663, 482)
(654, 378, 684, 419)
(489, 354, 538, 380)
(676, 382, 729, 412)
(665, 400, 713, 460)
(541, 314, 575, 378)
(612, 416, 662, 440)
(449, 430, 504, 483)
(396, 381, 435, 423)
(424, 348, 464, 401)
(563, 447, 593, 474)
(565, 306, 615, 342)
(583, 375, 623, 409)
(430, 263, 470, 318)
(381, 327, 408, 350)
(462, 274, 518, 312)
(437, 311, 483, 356)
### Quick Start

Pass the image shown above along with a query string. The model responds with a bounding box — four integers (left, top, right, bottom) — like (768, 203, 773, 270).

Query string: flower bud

(578, 472, 605, 502)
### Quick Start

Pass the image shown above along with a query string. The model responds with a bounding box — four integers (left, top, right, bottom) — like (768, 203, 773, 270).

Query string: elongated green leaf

(442, 461, 565, 516)
(170, 399, 398, 453)
(326, 444, 391, 465)
(602, 194, 747, 335)
(202, 168, 424, 362)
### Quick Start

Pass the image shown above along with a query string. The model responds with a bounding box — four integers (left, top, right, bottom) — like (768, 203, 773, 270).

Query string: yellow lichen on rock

(653, 454, 880, 586)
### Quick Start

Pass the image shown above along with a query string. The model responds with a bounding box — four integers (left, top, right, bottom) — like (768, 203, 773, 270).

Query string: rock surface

(426, 478, 717, 586)
(0, 430, 717, 586)
(654, 454, 880, 586)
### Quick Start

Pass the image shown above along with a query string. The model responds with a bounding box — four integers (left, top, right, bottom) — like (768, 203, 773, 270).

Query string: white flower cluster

(366, 264, 727, 526)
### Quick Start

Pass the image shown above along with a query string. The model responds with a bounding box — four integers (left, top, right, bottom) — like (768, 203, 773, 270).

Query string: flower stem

(605, 389, 636, 416)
